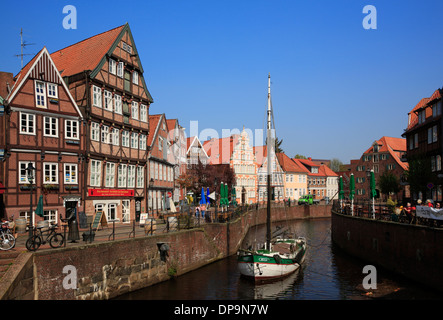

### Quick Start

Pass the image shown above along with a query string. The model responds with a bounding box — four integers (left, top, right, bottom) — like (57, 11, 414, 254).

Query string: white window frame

(90, 160, 101, 187)
(131, 132, 138, 149)
(20, 112, 36, 135)
(105, 162, 116, 187)
(19, 161, 36, 184)
(47, 83, 58, 99)
(43, 116, 58, 137)
(64, 163, 78, 184)
(131, 101, 139, 120)
(91, 122, 100, 141)
(158, 137, 163, 151)
(65, 120, 79, 140)
(43, 162, 58, 184)
(128, 165, 136, 188)
(35, 80, 46, 108)
(133, 71, 139, 85)
(109, 58, 116, 75)
(117, 62, 124, 78)
(137, 166, 144, 188)
(122, 131, 130, 147)
(114, 94, 122, 114)
(118, 164, 127, 187)
(112, 128, 119, 146)
(140, 104, 147, 122)
(104, 90, 113, 111)
(93, 85, 102, 108)
(139, 134, 147, 150)
(101, 125, 110, 144)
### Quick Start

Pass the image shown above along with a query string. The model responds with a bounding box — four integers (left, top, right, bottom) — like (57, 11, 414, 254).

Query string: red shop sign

(88, 189, 134, 197)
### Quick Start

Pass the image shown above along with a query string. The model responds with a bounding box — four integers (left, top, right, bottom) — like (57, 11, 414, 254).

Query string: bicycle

(26, 223, 65, 251)
(0, 221, 16, 251)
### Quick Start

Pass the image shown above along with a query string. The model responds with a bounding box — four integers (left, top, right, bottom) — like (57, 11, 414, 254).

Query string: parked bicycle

(0, 221, 16, 251)
(26, 223, 65, 251)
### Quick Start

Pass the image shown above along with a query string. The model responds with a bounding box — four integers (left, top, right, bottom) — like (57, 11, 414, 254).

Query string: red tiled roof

(203, 135, 240, 164)
(320, 165, 339, 177)
(362, 136, 408, 170)
(276, 153, 307, 173)
(291, 159, 311, 174)
(51, 25, 125, 77)
(147, 114, 162, 146)
(8, 47, 45, 100)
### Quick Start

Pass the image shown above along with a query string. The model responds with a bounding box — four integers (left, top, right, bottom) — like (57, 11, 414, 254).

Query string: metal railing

(332, 199, 443, 228)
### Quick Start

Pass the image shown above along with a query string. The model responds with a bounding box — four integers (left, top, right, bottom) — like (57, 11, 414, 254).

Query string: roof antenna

(14, 28, 35, 69)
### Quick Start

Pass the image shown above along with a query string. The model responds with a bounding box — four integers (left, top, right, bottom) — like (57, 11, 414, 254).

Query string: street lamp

(26, 162, 35, 237)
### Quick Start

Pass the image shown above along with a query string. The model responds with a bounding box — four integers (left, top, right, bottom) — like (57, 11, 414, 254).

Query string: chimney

(0, 72, 14, 99)
(308, 157, 312, 161)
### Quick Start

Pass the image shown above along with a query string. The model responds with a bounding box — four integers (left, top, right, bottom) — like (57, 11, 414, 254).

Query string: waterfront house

(345, 136, 408, 201)
(51, 23, 153, 223)
(203, 129, 258, 204)
(147, 114, 175, 216)
(167, 118, 187, 203)
(276, 153, 308, 201)
(254, 145, 284, 203)
(403, 90, 442, 202)
(0, 47, 85, 225)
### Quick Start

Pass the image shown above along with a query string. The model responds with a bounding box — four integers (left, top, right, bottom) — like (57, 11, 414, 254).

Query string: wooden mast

(266, 73, 272, 251)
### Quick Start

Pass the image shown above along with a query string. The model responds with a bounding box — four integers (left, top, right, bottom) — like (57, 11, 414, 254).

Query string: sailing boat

(237, 74, 307, 283)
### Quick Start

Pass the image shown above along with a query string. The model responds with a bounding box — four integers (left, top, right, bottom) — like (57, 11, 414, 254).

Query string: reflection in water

(117, 218, 443, 300)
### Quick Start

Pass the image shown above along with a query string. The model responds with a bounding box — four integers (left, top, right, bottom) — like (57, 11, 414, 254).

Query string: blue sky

(2, 0, 443, 164)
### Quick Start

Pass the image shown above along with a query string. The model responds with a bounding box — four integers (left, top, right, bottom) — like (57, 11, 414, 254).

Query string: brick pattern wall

(32, 205, 331, 300)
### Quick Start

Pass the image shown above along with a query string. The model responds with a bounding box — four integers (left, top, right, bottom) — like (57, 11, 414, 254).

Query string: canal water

(117, 218, 443, 300)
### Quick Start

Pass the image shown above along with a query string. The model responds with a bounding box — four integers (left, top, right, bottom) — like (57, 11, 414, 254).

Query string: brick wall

(31, 205, 331, 300)
(331, 211, 443, 292)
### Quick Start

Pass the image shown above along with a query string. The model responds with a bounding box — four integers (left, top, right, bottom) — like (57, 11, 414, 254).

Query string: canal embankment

(1, 204, 331, 300)
(331, 210, 443, 293)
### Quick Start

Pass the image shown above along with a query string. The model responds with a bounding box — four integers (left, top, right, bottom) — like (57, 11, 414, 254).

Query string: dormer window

(418, 110, 426, 124)
(373, 143, 379, 153)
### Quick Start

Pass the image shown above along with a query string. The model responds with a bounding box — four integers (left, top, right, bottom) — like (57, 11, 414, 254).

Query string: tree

(293, 154, 307, 159)
(378, 170, 401, 200)
(406, 155, 434, 200)
(274, 137, 284, 153)
(265, 137, 284, 153)
(329, 158, 343, 172)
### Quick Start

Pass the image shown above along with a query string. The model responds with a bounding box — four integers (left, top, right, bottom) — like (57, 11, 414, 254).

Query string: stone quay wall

(331, 211, 443, 292)
(9, 204, 331, 300)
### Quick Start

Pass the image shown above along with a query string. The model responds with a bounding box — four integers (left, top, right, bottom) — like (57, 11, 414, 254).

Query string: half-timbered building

(51, 24, 153, 223)
(0, 47, 85, 225)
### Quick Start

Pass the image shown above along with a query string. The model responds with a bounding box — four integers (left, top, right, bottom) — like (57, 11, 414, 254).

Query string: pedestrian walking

(201, 203, 206, 219)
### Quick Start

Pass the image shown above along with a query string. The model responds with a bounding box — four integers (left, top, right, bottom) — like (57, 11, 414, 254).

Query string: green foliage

(378, 170, 401, 197)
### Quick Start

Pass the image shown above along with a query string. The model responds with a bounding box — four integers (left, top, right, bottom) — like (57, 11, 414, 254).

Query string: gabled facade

(167, 118, 187, 202)
(147, 114, 175, 216)
(346, 137, 408, 201)
(276, 153, 308, 201)
(403, 89, 443, 202)
(296, 157, 327, 200)
(254, 145, 284, 203)
(0, 47, 85, 224)
(187, 136, 209, 168)
(51, 24, 153, 223)
(231, 129, 257, 204)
